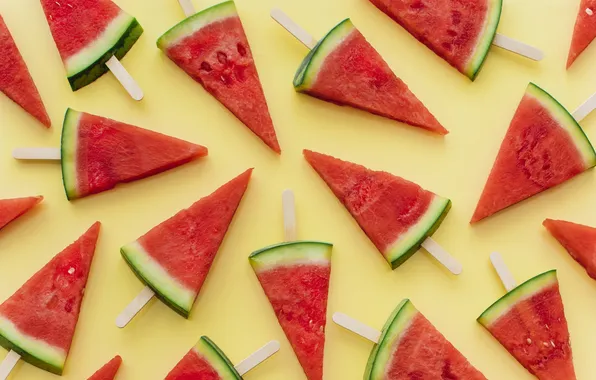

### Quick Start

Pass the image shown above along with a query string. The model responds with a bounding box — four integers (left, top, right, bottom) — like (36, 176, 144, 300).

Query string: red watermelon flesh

(0, 16, 50, 127)
(165, 336, 241, 379)
(88, 355, 122, 380)
(567, 0, 596, 68)
(544, 218, 596, 280)
(0, 196, 43, 231)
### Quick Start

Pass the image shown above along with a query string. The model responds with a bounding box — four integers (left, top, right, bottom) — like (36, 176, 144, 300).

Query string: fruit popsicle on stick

(115, 170, 252, 327)
(303, 149, 462, 274)
(567, 0, 596, 69)
(333, 301, 487, 379)
(87, 355, 122, 380)
(165, 336, 280, 379)
(270, 9, 448, 135)
(39, 0, 144, 100)
(249, 190, 332, 380)
(478, 252, 576, 379)
(0, 223, 100, 379)
(0, 196, 43, 232)
(12, 108, 207, 200)
(367, 0, 543, 80)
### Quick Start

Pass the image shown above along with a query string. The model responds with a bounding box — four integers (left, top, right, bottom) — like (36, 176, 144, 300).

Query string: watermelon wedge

(87, 355, 122, 380)
(567, 0, 596, 68)
(165, 336, 241, 379)
(544, 218, 596, 280)
(368, 0, 502, 80)
(366, 299, 486, 379)
(249, 241, 332, 380)
(40, 0, 143, 91)
(121, 169, 251, 318)
(303, 150, 450, 269)
(471, 83, 596, 223)
(0, 223, 100, 375)
(0, 16, 51, 127)
(0, 196, 43, 231)
(294, 19, 447, 135)
(157, 1, 281, 153)
(61, 108, 208, 200)
(478, 270, 576, 379)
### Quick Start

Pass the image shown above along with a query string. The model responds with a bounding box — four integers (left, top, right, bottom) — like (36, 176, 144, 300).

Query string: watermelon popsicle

(567, 0, 596, 69)
(86, 355, 122, 380)
(0, 196, 43, 232)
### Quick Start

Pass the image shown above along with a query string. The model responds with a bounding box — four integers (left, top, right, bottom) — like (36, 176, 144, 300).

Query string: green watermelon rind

(477, 269, 557, 326)
(293, 19, 354, 91)
(196, 336, 242, 379)
(464, 0, 502, 80)
(156, 1, 237, 49)
(364, 299, 418, 379)
(249, 240, 333, 273)
(61, 108, 81, 200)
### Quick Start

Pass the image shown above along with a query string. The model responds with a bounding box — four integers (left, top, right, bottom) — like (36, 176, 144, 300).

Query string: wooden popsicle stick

(234, 340, 280, 376)
(421, 237, 463, 275)
(492, 34, 544, 61)
(178, 0, 196, 17)
(105, 56, 144, 101)
(489, 252, 517, 292)
(115, 286, 155, 328)
(332, 312, 381, 343)
(13, 147, 61, 160)
(282, 189, 297, 241)
(572, 92, 596, 122)
(0, 350, 21, 380)
(270, 8, 317, 50)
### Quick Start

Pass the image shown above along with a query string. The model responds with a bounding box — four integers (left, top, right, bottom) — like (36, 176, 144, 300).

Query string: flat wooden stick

(105, 56, 144, 101)
(178, 0, 196, 17)
(0, 350, 21, 380)
(572, 92, 596, 122)
(421, 237, 463, 275)
(270, 8, 317, 50)
(115, 286, 155, 328)
(333, 312, 381, 343)
(13, 147, 61, 160)
(489, 252, 517, 292)
(282, 189, 297, 241)
(234, 340, 280, 376)
(492, 34, 544, 61)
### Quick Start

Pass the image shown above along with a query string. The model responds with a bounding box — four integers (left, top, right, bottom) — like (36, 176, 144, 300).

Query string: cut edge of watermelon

(293, 18, 354, 91)
(61, 108, 82, 200)
(195, 336, 242, 379)
(156, 1, 237, 49)
(464, 0, 502, 80)
(0, 316, 65, 375)
(249, 240, 333, 273)
(385, 195, 451, 269)
(120, 241, 195, 318)
(477, 269, 557, 326)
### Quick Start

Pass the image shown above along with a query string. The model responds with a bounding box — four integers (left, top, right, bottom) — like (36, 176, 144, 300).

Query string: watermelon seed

(587, 8, 594, 15)
(67, 3, 73, 7)
(237, 43, 247, 56)
(526, 338, 532, 344)
(551, 340, 555, 348)
(200, 62, 212, 72)
(55, 1, 61, 6)
(68, 267, 75, 275)
(543, 342, 549, 347)
(217, 52, 228, 64)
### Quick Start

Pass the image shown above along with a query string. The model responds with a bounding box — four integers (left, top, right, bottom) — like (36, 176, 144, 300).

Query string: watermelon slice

(121, 169, 251, 318)
(478, 270, 576, 379)
(567, 0, 596, 68)
(471, 83, 596, 223)
(40, 0, 143, 91)
(303, 149, 450, 269)
(366, 299, 486, 379)
(165, 336, 241, 379)
(0, 16, 51, 127)
(157, 1, 281, 153)
(294, 19, 447, 135)
(249, 241, 332, 380)
(0, 223, 100, 375)
(544, 218, 596, 280)
(87, 355, 122, 380)
(0, 196, 43, 231)
(61, 108, 208, 200)
(368, 0, 502, 80)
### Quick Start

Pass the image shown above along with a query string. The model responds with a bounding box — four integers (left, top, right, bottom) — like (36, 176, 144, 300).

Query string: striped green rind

(293, 19, 355, 91)
(195, 336, 241, 379)
(478, 270, 558, 326)
(60, 108, 81, 200)
(121, 241, 195, 318)
(386, 196, 452, 269)
(249, 241, 333, 273)
(0, 316, 66, 375)
(364, 299, 418, 379)
(157, 1, 237, 49)
(463, 0, 502, 80)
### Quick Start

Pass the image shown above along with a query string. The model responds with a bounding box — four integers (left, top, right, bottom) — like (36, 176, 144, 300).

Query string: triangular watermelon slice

(471, 83, 596, 223)
(567, 0, 596, 69)
(303, 149, 451, 269)
(157, 1, 281, 153)
(249, 241, 332, 380)
(0, 222, 100, 375)
(0, 196, 43, 231)
(40, 0, 143, 91)
(0, 16, 51, 127)
(478, 270, 576, 380)
(294, 19, 447, 135)
(61, 108, 208, 200)
(543, 218, 596, 280)
(366, 299, 486, 379)
(121, 170, 251, 318)
(165, 336, 241, 379)
(368, 0, 502, 80)
(87, 355, 122, 380)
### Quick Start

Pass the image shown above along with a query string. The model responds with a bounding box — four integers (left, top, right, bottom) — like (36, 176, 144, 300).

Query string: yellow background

(1, 0, 595, 378)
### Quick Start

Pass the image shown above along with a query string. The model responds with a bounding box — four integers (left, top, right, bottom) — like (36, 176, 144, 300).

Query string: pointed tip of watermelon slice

(88, 355, 122, 380)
